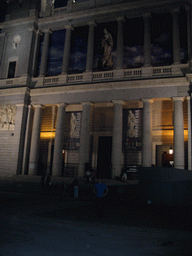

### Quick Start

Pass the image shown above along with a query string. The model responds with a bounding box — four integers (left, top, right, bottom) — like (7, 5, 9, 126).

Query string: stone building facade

(0, 0, 192, 179)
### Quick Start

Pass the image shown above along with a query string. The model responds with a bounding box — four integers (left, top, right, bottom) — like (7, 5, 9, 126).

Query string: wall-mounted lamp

(169, 146, 173, 154)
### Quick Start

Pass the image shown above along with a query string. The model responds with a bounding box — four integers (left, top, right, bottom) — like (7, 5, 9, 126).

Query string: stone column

(85, 21, 96, 72)
(28, 105, 43, 175)
(142, 99, 153, 167)
(32, 30, 41, 77)
(78, 102, 92, 177)
(12, 103, 28, 175)
(172, 97, 185, 169)
(187, 96, 192, 170)
(22, 105, 34, 175)
(111, 100, 123, 178)
(39, 29, 51, 77)
(143, 12, 151, 67)
(172, 8, 181, 64)
(52, 104, 66, 176)
(62, 25, 73, 74)
(116, 16, 124, 70)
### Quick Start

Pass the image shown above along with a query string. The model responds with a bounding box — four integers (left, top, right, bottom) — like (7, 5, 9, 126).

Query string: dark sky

(0, 0, 7, 22)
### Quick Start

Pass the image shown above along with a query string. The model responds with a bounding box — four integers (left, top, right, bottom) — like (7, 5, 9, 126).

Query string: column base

(78, 163, 85, 177)
(174, 165, 184, 170)
(52, 163, 63, 177)
(142, 66, 153, 77)
(83, 71, 93, 82)
(171, 64, 183, 76)
(28, 162, 38, 175)
(113, 69, 124, 79)
(58, 74, 68, 83)
(112, 164, 122, 179)
(19, 75, 30, 86)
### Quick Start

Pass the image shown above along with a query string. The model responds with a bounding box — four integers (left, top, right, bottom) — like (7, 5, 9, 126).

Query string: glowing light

(169, 146, 173, 154)
(40, 132, 55, 139)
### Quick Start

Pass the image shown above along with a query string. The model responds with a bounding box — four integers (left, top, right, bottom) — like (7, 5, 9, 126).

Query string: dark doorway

(97, 136, 112, 179)
(162, 152, 174, 168)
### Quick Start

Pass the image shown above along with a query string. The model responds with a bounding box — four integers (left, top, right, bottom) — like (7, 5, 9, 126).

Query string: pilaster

(78, 102, 92, 177)
(28, 105, 43, 175)
(39, 29, 51, 77)
(143, 12, 151, 67)
(111, 100, 124, 178)
(172, 8, 181, 64)
(52, 103, 66, 176)
(187, 96, 192, 170)
(141, 98, 153, 167)
(62, 25, 73, 75)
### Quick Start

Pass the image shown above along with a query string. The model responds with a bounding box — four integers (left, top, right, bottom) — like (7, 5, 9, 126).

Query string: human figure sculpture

(127, 110, 136, 137)
(101, 28, 114, 69)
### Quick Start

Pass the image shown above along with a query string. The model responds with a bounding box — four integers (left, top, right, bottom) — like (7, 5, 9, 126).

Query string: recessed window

(54, 0, 68, 8)
(7, 61, 16, 78)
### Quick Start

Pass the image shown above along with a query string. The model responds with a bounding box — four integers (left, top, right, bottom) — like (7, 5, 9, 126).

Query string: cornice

(30, 77, 189, 97)
(37, 0, 188, 30)
(0, 16, 38, 31)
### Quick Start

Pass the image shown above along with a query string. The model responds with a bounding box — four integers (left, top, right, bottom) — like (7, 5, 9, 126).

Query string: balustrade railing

(1, 64, 187, 88)
(124, 68, 142, 77)
(68, 74, 84, 82)
(44, 77, 59, 84)
(153, 66, 172, 75)
(93, 70, 113, 80)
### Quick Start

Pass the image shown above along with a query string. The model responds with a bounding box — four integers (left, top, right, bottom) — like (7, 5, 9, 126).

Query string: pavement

(0, 175, 192, 255)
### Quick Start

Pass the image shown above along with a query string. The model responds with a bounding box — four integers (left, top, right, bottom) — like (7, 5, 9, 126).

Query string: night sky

(0, 0, 7, 22)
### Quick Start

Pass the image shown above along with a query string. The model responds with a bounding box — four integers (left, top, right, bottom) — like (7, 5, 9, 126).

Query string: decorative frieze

(0, 105, 16, 131)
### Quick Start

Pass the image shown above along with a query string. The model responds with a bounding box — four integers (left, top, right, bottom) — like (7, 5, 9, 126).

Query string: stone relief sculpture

(101, 28, 114, 69)
(41, 0, 55, 16)
(0, 105, 16, 131)
(127, 110, 136, 137)
(70, 113, 77, 138)
(12, 35, 21, 49)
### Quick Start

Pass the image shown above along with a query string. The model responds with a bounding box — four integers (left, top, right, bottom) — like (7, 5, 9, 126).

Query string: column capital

(172, 96, 185, 102)
(141, 98, 153, 103)
(87, 20, 97, 26)
(15, 103, 27, 108)
(143, 12, 151, 19)
(56, 103, 67, 108)
(32, 104, 44, 109)
(116, 15, 125, 22)
(112, 100, 124, 105)
(36, 29, 43, 36)
(42, 28, 52, 34)
(64, 24, 74, 30)
(81, 101, 92, 106)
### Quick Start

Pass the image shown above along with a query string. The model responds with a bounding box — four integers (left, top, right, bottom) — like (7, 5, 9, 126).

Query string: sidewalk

(0, 174, 138, 195)
(0, 174, 138, 185)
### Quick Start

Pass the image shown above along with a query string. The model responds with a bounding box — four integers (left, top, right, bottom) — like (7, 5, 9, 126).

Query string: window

(7, 61, 16, 78)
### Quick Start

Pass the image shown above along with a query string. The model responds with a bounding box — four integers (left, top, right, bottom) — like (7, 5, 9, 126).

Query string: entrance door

(97, 136, 112, 179)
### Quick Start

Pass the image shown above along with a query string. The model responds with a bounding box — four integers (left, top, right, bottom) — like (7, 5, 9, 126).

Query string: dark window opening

(54, 0, 68, 8)
(8, 61, 16, 78)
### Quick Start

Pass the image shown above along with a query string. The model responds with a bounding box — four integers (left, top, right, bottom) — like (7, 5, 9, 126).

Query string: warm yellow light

(169, 146, 173, 154)
(40, 132, 55, 139)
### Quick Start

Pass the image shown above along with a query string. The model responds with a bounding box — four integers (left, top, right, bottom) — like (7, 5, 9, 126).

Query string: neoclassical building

(0, 0, 192, 179)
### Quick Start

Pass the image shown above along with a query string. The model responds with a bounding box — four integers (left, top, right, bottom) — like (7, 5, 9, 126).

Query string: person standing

(94, 178, 109, 217)
(72, 178, 79, 198)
